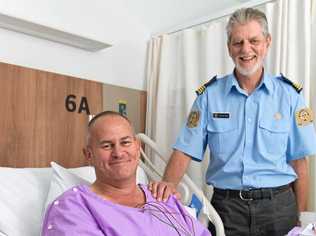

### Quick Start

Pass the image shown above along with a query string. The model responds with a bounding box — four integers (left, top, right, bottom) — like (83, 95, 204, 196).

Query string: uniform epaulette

(195, 76, 217, 95)
(278, 73, 302, 93)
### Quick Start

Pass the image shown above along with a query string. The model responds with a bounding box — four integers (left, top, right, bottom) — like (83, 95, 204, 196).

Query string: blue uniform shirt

(174, 72, 316, 190)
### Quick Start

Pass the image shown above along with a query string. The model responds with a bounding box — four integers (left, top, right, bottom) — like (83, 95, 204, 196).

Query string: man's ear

(83, 147, 92, 160)
(266, 34, 272, 48)
(134, 137, 142, 158)
(227, 42, 233, 57)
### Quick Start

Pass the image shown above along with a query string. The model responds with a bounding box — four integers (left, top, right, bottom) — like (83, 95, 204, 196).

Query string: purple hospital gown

(42, 184, 211, 236)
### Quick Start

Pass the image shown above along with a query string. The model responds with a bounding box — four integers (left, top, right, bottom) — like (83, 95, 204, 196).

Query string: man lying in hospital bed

(41, 111, 212, 236)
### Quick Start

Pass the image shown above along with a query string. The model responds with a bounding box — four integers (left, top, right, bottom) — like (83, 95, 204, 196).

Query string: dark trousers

(208, 186, 298, 236)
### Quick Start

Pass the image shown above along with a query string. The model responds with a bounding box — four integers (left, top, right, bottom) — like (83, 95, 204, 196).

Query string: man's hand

(149, 150, 191, 202)
(149, 181, 181, 202)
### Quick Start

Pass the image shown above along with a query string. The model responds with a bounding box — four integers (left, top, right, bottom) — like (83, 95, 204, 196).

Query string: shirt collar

(224, 69, 274, 95)
(224, 74, 237, 96)
(260, 72, 273, 94)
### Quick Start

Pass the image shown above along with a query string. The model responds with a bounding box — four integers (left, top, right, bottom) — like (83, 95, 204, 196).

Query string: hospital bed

(0, 133, 224, 236)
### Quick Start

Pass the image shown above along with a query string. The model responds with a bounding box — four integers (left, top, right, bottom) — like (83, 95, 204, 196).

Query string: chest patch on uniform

(274, 112, 282, 120)
(187, 111, 200, 128)
(296, 108, 314, 126)
(212, 112, 230, 119)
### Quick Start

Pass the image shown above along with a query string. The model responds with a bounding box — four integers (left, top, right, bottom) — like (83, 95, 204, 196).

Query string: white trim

(153, 0, 275, 37)
(0, 13, 111, 51)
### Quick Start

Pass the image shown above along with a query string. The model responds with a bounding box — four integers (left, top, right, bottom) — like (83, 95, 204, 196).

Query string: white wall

(118, 0, 244, 34)
(0, 0, 150, 90)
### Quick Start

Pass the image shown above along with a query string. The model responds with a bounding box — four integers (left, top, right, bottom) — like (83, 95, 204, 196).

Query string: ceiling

(0, 0, 255, 47)
(118, 0, 252, 35)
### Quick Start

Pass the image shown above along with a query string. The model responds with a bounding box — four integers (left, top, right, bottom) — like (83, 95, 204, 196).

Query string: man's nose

(112, 145, 123, 157)
(241, 41, 251, 53)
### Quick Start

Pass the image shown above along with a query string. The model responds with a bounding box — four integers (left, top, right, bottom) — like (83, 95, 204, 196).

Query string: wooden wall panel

(139, 91, 147, 133)
(0, 62, 103, 168)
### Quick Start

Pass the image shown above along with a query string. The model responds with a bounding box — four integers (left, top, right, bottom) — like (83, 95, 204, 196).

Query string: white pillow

(137, 164, 149, 185)
(43, 162, 96, 213)
(0, 167, 52, 236)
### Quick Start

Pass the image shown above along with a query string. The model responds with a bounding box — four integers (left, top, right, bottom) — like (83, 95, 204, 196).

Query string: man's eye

(250, 39, 260, 45)
(102, 144, 112, 150)
(233, 41, 242, 46)
(121, 141, 132, 146)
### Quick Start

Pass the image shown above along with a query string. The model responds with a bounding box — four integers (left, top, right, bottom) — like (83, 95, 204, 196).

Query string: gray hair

(226, 8, 270, 43)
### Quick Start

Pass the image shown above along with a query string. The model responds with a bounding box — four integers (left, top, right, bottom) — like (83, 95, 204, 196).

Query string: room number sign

(65, 94, 90, 114)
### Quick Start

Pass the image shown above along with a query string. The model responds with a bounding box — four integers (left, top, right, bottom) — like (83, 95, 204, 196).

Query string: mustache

(238, 54, 256, 58)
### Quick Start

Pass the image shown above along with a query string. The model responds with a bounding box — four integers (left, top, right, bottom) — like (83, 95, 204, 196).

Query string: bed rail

(136, 133, 225, 236)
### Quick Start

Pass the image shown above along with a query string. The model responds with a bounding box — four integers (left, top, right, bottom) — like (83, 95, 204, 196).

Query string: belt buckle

(239, 190, 253, 201)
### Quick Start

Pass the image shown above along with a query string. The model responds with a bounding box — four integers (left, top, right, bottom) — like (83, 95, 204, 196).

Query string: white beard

(235, 58, 263, 77)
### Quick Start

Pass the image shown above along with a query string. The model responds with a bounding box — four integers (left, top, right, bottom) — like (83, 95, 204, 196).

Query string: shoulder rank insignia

(195, 76, 217, 96)
(296, 108, 314, 126)
(278, 73, 303, 93)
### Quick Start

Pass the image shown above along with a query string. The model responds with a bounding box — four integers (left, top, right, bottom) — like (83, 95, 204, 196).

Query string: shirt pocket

(258, 118, 290, 155)
(207, 120, 238, 155)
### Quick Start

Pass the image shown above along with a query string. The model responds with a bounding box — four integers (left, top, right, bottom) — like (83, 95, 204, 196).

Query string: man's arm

(149, 150, 191, 201)
(291, 157, 309, 212)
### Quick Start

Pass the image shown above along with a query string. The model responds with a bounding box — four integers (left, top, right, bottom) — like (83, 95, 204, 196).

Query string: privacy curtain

(146, 0, 316, 209)
(310, 0, 316, 211)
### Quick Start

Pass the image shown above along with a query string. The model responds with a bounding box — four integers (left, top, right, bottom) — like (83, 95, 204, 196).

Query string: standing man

(150, 8, 316, 236)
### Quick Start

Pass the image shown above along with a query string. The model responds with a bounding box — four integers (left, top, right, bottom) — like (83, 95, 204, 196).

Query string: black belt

(214, 184, 291, 201)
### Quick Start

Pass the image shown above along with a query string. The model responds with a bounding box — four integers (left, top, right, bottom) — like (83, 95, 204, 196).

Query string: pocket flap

(259, 119, 289, 133)
(207, 120, 237, 133)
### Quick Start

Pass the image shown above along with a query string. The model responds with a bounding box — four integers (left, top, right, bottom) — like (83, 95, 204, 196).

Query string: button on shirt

(174, 72, 316, 190)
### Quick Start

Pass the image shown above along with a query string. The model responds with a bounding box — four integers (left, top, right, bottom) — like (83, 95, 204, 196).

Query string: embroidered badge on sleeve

(296, 108, 314, 126)
(187, 111, 200, 128)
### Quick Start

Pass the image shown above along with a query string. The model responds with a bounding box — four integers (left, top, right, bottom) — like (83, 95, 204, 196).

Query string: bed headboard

(0, 61, 146, 168)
